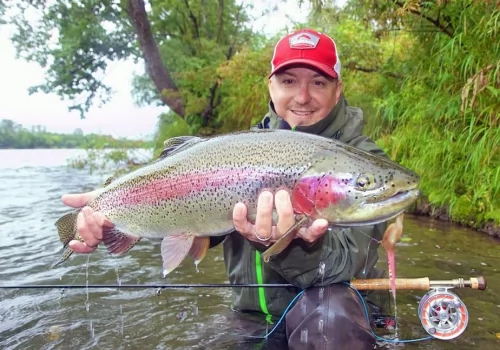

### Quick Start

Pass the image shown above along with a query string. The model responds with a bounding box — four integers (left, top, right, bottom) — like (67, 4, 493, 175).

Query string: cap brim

(269, 59, 339, 79)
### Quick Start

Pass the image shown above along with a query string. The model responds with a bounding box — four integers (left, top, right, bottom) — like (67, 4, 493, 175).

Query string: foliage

(131, 0, 256, 131)
(216, 35, 277, 132)
(307, 0, 500, 229)
(8, 1, 137, 118)
(0, 119, 149, 149)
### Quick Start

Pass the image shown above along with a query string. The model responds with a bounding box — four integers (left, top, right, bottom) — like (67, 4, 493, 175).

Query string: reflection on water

(0, 149, 498, 349)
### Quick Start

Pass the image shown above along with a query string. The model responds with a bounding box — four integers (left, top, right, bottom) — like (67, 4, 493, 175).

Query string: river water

(0, 149, 498, 350)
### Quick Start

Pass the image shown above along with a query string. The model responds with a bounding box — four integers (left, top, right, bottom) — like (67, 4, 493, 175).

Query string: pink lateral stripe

(112, 168, 272, 207)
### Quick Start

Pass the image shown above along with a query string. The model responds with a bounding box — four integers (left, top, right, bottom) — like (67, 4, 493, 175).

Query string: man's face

(268, 66, 343, 127)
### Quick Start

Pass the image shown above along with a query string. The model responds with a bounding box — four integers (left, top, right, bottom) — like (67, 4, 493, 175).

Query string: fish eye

(355, 174, 376, 191)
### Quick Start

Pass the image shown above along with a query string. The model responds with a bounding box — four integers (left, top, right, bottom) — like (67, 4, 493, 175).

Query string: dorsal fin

(159, 136, 204, 159)
(104, 176, 115, 187)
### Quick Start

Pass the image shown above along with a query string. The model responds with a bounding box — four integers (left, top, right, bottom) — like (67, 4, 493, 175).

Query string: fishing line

(245, 283, 433, 344)
(346, 282, 433, 344)
(240, 283, 433, 344)
(240, 290, 305, 340)
(0, 283, 295, 289)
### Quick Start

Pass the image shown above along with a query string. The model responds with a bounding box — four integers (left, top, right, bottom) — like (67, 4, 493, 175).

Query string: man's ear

(268, 76, 274, 99)
(335, 79, 343, 104)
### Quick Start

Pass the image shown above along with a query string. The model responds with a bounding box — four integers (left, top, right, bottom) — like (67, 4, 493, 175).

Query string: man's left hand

(233, 189, 329, 245)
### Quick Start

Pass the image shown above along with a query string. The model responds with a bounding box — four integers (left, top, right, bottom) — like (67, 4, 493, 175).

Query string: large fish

(54, 129, 421, 275)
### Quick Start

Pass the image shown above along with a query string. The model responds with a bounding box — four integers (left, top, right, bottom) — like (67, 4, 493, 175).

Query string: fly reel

(417, 288, 469, 340)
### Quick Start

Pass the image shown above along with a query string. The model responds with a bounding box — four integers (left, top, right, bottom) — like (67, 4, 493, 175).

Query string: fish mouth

(370, 188, 421, 223)
(385, 188, 421, 205)
(334, 188, 421, 227)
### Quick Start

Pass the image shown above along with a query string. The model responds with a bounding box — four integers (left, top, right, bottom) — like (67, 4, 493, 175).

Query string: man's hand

(61, 191, 111, 253)
(233, 189, 329, 246)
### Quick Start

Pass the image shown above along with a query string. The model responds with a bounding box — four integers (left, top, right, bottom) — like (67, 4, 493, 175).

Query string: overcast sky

(0, 1, 312, 140)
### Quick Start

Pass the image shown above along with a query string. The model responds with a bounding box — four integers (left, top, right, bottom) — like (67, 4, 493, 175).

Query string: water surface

(0, 149, 498, 349)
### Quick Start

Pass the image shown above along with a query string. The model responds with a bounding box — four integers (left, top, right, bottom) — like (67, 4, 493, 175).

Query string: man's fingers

(274, 190, 295, 236)
(299, 219, 329, 242)
(233, 202, 254, 235)
(93, 211, 113, 228)
(61, 191, 96, 208)
(254, 191, 274, 240)
(84, 210, 105, 241)
(76, 207, 102, 248)
(69, 240, 98, 254)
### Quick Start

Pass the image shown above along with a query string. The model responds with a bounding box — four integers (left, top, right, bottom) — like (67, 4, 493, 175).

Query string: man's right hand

(62, 191, 111, 253)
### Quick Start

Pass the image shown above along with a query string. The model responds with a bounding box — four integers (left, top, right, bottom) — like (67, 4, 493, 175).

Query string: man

(62, 29, 389, 349)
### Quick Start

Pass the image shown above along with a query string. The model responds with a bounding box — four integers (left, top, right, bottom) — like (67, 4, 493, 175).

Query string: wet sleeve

(252, 222, 386, 289)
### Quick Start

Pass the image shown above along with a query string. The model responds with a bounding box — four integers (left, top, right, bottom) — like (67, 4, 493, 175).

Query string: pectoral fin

(161, 235, 195, 277)
(261, 216, 308, 263)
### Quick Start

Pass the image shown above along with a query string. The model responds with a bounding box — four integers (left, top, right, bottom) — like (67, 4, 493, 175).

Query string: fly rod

(0, 276, 486, 291)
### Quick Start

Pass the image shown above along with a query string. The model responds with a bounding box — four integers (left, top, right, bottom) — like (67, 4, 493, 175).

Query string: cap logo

(288, 32, 319, 49)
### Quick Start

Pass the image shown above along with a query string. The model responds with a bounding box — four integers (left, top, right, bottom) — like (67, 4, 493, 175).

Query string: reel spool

(418, 288, 469, 340)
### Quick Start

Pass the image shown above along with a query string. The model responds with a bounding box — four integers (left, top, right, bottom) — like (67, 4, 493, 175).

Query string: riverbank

(412, 197, 500, 238)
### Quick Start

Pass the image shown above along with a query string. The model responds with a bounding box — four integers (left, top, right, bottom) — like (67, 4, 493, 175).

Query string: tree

(7, 0, 256, 132)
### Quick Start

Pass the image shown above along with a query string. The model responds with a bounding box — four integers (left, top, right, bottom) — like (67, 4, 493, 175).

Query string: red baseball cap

(269, 29, 341, 79)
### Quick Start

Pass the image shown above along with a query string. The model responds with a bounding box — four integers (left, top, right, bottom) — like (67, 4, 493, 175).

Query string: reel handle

(350, 276, 486, 291)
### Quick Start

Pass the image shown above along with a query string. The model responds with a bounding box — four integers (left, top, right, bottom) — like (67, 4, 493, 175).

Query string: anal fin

(102, 226, 141, 255)
(161, 235, 195, 277)
(188, 237, 210, 272)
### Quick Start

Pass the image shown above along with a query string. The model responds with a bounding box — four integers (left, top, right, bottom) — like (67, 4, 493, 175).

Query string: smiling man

(62, 29, 391, 349)
(230, 28, 391, 349)
(267, 30, 343, 128)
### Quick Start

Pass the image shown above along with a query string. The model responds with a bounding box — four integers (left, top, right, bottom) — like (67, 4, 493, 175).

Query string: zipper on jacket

(255, 251, 274, 324)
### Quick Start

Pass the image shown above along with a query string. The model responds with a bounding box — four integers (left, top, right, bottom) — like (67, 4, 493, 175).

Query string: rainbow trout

(54, 129, 421, 276)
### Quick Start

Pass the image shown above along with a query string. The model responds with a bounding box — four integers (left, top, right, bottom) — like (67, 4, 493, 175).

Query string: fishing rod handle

(350, 276, 486, 291)
(351, 277, 430, 291)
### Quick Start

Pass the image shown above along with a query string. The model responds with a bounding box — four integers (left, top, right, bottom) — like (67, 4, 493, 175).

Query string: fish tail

(52, 210, 81, 267)
(51, 247, 75, 268)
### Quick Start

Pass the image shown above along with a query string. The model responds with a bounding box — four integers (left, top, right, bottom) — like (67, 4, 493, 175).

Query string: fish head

(292, 146, 421, 226)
